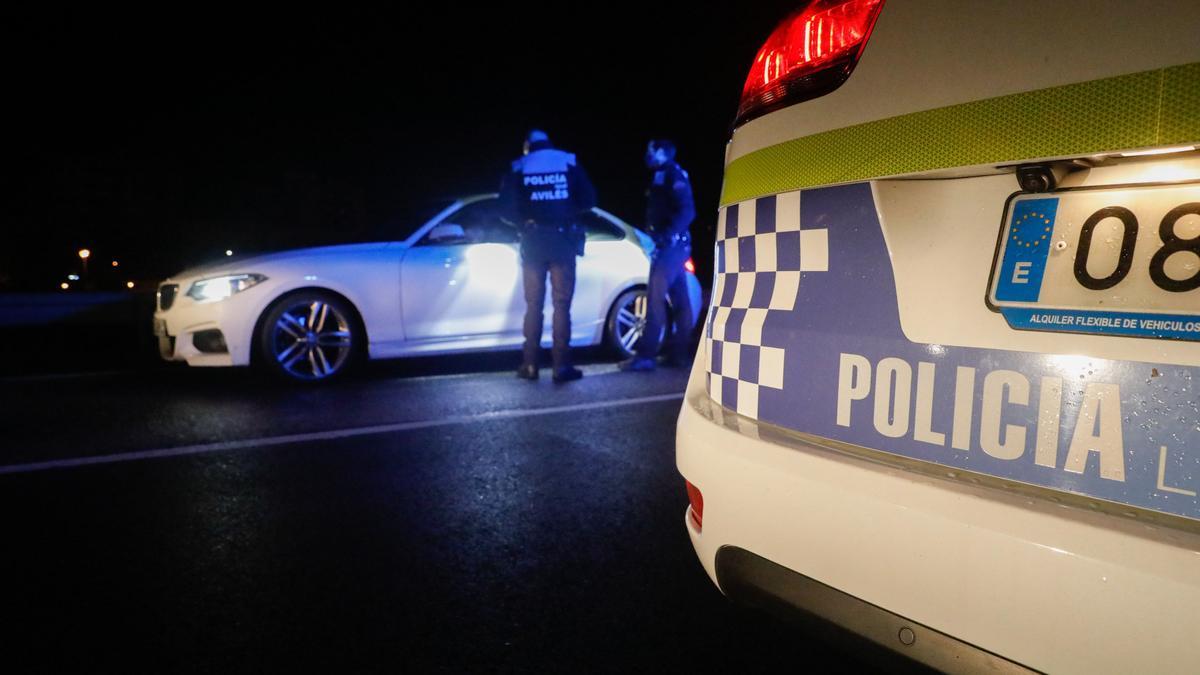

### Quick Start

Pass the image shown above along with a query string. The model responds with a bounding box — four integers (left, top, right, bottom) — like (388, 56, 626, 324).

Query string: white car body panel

(399, 242, 524, 341)
(393, 237, 650, 356)
(679, 1, 1199, 672)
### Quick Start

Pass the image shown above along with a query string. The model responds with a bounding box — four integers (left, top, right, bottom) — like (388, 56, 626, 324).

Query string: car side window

(421, 200, 519, 245)
(580, 212, 624, 241)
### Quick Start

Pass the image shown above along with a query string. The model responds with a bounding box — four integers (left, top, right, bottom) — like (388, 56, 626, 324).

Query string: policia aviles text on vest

(500, 147, 596, 262)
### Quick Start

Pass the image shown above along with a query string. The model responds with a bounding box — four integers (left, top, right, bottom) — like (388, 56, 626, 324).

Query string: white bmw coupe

(153, 194, 702, 382)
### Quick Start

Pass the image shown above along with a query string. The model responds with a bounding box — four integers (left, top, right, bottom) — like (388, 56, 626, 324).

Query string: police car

(677, 1, 1199, 672)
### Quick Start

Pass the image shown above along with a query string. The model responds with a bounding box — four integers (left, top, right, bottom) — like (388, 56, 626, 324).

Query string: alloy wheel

(269, 299, 354, 380)
(611, 290, 664, 358)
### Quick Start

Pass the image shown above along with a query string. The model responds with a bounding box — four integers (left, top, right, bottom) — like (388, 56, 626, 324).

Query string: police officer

(498, 129, 596, 383)
(621, 139, 695, 372)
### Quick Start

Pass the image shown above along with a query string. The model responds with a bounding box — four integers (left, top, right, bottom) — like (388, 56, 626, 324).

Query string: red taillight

(685, 480, 704, 531)
(735, 0, 885, 126)
(683, 257, 696, 274)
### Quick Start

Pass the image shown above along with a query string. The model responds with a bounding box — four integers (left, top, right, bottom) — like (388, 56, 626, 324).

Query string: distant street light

(67, 274, 80, 281)
(225, 249, 234, 257)
(111, 260, 120, 268)
(126, 281, 135, 289)
(78, 248, 91, 288)
(60, 282, 69, 290)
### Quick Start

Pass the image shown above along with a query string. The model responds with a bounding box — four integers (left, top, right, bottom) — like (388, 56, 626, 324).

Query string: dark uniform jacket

(645, 160, 696, 249)
(498, 146, 597, 263)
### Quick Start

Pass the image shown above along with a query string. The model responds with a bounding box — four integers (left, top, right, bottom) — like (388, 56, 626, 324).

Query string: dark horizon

(8, 4, 797, 291)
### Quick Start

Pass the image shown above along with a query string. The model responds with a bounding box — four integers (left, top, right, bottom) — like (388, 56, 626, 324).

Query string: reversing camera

(1015, 163, 1069, 192)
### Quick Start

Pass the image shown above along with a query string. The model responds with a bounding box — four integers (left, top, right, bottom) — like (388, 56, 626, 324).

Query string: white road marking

(0, 392, 685, 476)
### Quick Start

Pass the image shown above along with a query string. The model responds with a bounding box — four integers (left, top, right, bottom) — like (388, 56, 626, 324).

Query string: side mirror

(429, 223, 466, 243)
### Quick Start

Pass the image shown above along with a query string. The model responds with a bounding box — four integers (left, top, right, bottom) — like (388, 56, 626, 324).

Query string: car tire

(605, 287, 668, 359)
(256, 290, 363, 383)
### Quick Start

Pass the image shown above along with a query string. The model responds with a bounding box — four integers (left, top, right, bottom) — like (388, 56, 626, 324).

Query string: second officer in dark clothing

(622, 139, 696, 372)
(498, 129, 596, 382)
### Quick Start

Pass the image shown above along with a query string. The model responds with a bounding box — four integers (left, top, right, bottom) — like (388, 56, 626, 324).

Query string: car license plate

(988, 182, 1200, 341)
(153, 318, 168, 337)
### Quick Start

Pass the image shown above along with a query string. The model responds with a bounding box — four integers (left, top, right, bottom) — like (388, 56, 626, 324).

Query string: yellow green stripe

(721, 63, 1200, 206)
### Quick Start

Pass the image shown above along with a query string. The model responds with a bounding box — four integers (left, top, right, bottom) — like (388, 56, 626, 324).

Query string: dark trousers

(637, 243, 693, 361)
(522, 257, 576, 369)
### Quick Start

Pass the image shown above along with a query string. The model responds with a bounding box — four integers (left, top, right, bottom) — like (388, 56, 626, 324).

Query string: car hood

(167, 241, 398, 282)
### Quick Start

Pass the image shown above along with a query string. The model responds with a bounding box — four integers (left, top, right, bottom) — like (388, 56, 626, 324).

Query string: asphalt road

(0, 353, 891, 673)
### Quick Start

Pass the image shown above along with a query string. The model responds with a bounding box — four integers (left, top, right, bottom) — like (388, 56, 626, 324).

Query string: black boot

(552, 365, 583, 383)
(620, 357, 656, 372)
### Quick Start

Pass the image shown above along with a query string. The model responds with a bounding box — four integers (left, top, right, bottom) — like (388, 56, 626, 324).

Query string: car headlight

(186, 274, 267, 303)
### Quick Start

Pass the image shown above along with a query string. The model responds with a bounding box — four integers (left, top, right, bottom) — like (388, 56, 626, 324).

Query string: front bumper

(153, 282, 271, 367)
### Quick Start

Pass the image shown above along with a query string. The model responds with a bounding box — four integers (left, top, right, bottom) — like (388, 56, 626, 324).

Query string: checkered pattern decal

(695, 182, 1200, 523)
(705, 191, 828, 419)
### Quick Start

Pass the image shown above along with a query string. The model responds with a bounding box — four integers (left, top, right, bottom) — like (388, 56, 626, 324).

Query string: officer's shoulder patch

(511, 158, 524, 171)
(564, 152, 576, 166)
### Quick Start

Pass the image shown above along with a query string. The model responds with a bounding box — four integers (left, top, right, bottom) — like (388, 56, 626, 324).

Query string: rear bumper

(715, 546, 1032, 674)
(677, 360, 1200, 674)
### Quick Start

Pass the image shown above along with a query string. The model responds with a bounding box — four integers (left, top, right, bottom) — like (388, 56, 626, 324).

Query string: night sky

(9, 4, 798, 290)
